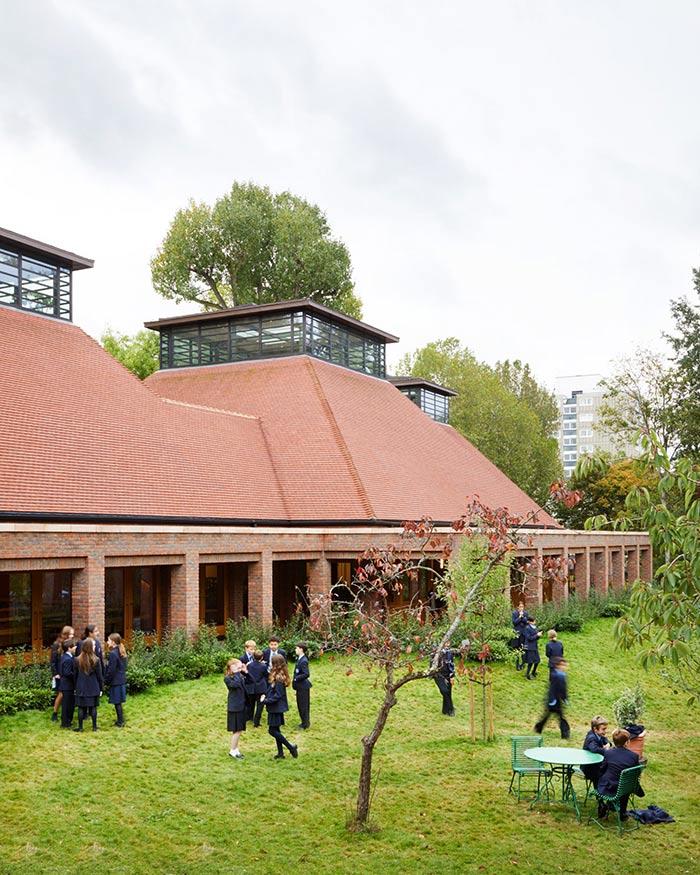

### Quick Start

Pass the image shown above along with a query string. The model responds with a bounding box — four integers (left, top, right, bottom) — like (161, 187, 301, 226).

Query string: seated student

(582, 716, 611, 782)
(597, 728, 640, 819)
(262, 637, 287, 670)
(245, 651, 269, 727)
(545, 630, 564, 676)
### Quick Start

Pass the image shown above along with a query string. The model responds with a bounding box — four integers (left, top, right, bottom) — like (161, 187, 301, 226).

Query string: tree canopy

(102, 328, 159, 380)
(396, 339, 562, 506)
(151, 182, 362, 318)
(666, 265, 700, 458)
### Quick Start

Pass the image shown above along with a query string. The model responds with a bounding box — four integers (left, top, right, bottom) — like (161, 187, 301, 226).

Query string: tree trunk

(354, 678, 397, 829)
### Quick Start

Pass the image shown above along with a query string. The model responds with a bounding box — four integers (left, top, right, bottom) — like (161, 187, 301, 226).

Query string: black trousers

(245, 693, 257, 722)
(435, 677, 454, 715)
(534, 703, 570, 738)
(296, 687, 310, 727)
(61, 690, 75, 727)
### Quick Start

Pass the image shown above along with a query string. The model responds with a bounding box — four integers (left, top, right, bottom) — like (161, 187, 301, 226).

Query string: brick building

(0, 229, 651, 651)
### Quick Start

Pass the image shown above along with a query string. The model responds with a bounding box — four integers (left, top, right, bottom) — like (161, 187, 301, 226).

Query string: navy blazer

(523, 625, 541, 653)
(224, 672, 247, 712)
(262, 647, 287, 669)
(245, 659, 269, 694)
(597, 746, 639, 797)
(511, 609, 529, 632)
(582, 729, 609, 780)
(292, 655, 312, 690)
(59, 653, 76, 692)
(546, 669, 567, 706)
(50, 642, 62, 677)
(75, 658, 104, 698)
(545, 640, 564, 666)
(76, 637, 103, 661)
(264, 681, 289, 714)
(240, 651, 255, 665)
(105, 650, 128, 686)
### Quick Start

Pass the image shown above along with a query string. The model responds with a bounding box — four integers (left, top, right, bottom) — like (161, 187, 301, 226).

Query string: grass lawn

(1, 618, 698, 875)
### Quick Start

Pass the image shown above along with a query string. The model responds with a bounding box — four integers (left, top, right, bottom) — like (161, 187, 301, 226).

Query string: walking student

(523, 617, 542, 680)
(224, 658, 248, 759)
(262, 654, 298, 760)
(434, 643, 456, 716)
(59, 637, 77, 728)
(534, 656, 570, 739)
(292, 642, 312, 729)
(74, 637, 103, 732)
(246, 651, 269, 727)
(105, 633, 128, 727)
(545, 629, 563, 676)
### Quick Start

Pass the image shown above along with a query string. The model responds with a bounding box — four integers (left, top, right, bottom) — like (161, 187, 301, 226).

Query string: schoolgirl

(224, 658, 247, 759)
(523, 617, 542, 680)
(74, 637, 104, 732)
(76, 624, 103, 661)
(262, 654, 298, 760)
(105, 633, 128, 727)
(545, 629, 564, 676)
(245, 651, 269, 727)
(59, 637, 77, 728)
(50, 625, 74, 722)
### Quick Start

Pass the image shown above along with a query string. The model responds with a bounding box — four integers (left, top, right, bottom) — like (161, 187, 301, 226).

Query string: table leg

(562, 765, 581, 822)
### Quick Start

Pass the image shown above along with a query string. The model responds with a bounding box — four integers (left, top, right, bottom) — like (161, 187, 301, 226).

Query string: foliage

(586, 433, 700, 701)
(151, 181, 362, 318)
(612, 684, 645, 727)
(494, 358, 560, 436)
(527, 591, 631, 637)
(101, 328, 159, 380)
(556, 454, 658, 529)
(396, 339, 561, 506)
(666, 265, 700, 458)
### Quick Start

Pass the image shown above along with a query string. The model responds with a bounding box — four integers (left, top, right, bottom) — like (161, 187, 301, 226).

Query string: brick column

(72, 554, 105, 635)
(574, 548, 590, 599)
(626, 547, 640, 582)
(170, 553, 200, 635)
(590, 549, 608, 595)
(551, 549, 568, 602)
(307, 556, 332, 621)
(231, 564, 246, 619)
(522, 549, 543, 607)
(639, 547, 653, 582)
(610, 547, 624, 591)
(248, 550, 273, 626)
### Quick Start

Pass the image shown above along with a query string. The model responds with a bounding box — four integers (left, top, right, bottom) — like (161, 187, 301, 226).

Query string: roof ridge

(161, 398, 258, 420)
(257, 417, 292, 520)
(304, 357, 375, 519)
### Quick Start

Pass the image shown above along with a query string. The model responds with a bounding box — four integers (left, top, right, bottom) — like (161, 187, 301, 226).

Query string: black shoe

(51, 712, 59, 722)
(92, 726, 98, 732)
(274, 753, 285, 759)
(73, 727, 83, 733)
(620, 813, 630, 821)
(290, 745, 299, 759)
(297, 724, 306, 730)
(253, 723, 260, 728)
(114, 722, 125, 728)
(516, 663, 523, 671)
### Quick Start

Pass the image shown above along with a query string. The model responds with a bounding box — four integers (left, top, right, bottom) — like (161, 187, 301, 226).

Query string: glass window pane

(21, 256, 56, 315)
(199, 322, 229, 364)
(172, 327, 200, 367)
(41, 571, 72, 647)
(0, 572, 32, 649)
(204, 565, 224, 625)
(347, 333, 364, 371)
(291, 311, 304, 353)
(231, 319, 260, 361)
(260, 315, 293, 357)
(307, 315, 331, 360)
(0, 249, 19, 307)
(105, 568, 125, 636)
(330, 325, 348, 366)
(132, 567, 156, 633)
(159, 330, 170, 369)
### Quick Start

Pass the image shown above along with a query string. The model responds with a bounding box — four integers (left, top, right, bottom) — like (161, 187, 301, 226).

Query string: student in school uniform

(534, 656, 570, 738)
(581, 716, 611, 783)
(76, 624, 103, 662)
(523, 617, 542, 679)
(262, 654, 298, 759)
(597, 728, 641, 819)
(245, 651, 269, 727)
(292, 642, 312, 729)
(511, 603, 529, 670)
(59, 638, 77, 728)
(50, 625, 74, 722)
(545, 629, 564, 676)
(224, 658, 248, 759)
(240, 640, 257, 665)
(74, 637, 104, 732)
(262, 637, 287, 670)
(105, 633, 128, 727)
(433, 643, 456, 716)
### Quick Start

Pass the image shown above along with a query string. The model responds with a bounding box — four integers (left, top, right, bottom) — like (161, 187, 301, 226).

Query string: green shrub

(0, 687, 52, 715)
(125, 663, 156, 693)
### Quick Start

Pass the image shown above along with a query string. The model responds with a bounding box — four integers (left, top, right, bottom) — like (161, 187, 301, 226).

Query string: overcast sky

(2, 0, 699, 388)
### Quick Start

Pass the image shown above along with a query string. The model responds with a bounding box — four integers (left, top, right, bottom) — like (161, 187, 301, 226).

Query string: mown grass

(1, 618, 698, 875)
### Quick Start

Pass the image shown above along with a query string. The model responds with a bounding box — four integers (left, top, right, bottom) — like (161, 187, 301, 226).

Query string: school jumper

(74, 658, 104, 731)
(224, 672, 247, 733)
(59, 652, 76, 727)
(264, 681, 297, 758)
(523, 624, 541, 678)
(534, 667, 570, 738)
(105, 649, 128, 726)
(434, 648, 455, 716)
(262, 647, 287, 670)
(581, 730, 610, 782)
(292, 654, 312, 729)
(245, 659, 269, 726)
(545, 639, 564, 675)
(597, 746, 640, 816)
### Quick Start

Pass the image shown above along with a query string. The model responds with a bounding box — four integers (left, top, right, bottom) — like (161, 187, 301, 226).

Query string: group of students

(511, 602, 563, 680)
(49, 624, 128, 731)
(224, 637, 312, 760)
(583, 716, 645, 819)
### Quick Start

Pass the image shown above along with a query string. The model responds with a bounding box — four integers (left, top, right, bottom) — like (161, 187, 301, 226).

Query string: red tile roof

(0, 304, 559, 526)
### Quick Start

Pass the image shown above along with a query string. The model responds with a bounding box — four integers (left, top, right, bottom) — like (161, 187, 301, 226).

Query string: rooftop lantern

(387, 376, 457, 424)
(145, 300, 399, 379)
(0, 228, 93, 322)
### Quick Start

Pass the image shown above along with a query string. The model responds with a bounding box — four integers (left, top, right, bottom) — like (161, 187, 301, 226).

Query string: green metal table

(524, 747, 603, 821)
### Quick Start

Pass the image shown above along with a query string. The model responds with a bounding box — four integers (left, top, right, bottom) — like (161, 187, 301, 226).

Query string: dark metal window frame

(399, 386, 450, 423)
(160, 307, 387, 378)
(0, 246, 72, 321)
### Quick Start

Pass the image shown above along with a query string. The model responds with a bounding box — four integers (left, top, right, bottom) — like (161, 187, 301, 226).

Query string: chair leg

(509, 772, 515, 796)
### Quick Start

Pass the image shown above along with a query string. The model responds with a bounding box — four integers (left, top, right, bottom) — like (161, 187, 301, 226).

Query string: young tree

(151, 182, 362, 318)
(396, 339, 562, 505)
(102, 328, 159, 380)
(311, 497, 572, 831)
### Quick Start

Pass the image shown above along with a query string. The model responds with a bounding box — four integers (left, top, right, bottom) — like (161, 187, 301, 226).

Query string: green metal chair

(588, 764, 646, 835)
(508, 736, 552, 802)
(573, 767, 595, 806)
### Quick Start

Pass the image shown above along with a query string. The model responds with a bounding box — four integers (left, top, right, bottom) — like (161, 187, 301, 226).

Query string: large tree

(494, 358, 559, 436)
(666, 265, 700, 458)
(151, 182, 362, 318)
(397, 339, 562, 506)
(102, 328, 159, 380)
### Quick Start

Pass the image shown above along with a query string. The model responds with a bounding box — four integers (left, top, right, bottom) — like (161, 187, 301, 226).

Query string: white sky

(2, 0, 698, 388)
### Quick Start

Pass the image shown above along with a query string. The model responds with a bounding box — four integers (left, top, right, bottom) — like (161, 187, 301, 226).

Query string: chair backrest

(511, 735, 543, 769)
(614, 764, 645, 800)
